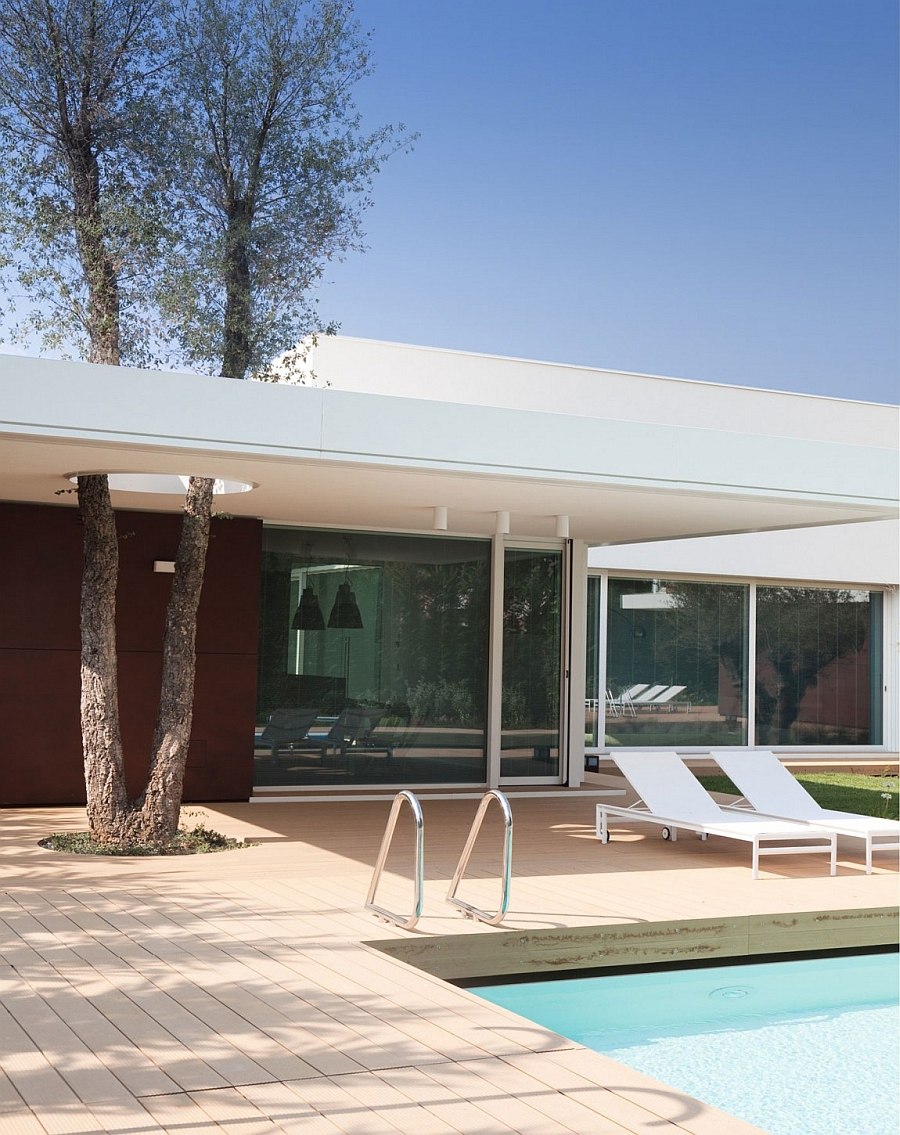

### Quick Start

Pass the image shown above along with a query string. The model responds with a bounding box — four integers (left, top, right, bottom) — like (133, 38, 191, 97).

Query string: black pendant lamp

(292, 585, 325, 630)
(327, 581, 364, 629)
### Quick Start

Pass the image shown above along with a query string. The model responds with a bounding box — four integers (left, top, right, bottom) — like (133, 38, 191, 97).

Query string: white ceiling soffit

(2, 435, 893, 544)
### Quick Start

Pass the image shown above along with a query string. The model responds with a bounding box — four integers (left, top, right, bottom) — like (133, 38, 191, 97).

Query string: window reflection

(604, 578, 749, 747)
(595, 578, 884, 750)
(584, 578, 602, 748)
(501, 548, 563, 778)
(257, 529, 490, 786)
(756, 587, 882, 745)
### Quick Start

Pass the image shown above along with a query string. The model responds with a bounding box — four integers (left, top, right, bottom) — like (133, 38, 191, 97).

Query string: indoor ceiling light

(328, 581, 364, 629)
(292, 585, 325, 630)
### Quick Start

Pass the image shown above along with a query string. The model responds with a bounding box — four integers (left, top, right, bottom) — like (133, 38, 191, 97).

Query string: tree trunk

(78, 473, 131, 841)
(772, 655, 802, 739)
(221, 198, 253, 379)
(70, 139, 122, 366)
(132, 476, 215, 843)
(69, 132, 132, 841)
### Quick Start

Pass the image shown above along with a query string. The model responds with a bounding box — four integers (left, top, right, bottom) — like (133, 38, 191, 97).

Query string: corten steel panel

(0, 648, 84, 805)
(113, 508, 262, 655)
(0, 503, 83, 651)
(0, 502, 261, 806)
(116, 652, 257, 802)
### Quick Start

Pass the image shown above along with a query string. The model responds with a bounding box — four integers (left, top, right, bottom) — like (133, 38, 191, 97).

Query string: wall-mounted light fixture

(153, 560, 176, 573)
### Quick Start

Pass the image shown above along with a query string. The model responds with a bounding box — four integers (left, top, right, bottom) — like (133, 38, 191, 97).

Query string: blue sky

(317, 0, 899, 403)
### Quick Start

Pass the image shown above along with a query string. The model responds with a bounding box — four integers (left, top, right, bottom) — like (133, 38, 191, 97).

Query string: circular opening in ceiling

(67, 474, 255, 495)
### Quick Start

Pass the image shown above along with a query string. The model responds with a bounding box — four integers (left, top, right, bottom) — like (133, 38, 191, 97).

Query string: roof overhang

(1, 353, 897, 544)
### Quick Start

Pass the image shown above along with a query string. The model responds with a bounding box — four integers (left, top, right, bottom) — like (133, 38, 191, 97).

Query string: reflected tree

(755, 587, 870, 743)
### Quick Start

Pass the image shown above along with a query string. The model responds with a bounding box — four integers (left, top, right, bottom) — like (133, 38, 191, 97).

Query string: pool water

(475, 951, 899, 1135)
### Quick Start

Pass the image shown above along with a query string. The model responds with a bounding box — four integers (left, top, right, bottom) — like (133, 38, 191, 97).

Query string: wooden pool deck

(1, 786, 897, 1134)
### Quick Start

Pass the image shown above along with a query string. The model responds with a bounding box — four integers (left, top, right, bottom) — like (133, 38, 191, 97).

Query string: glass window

(604, 578, 749, 747)
(501, 547, 563, 779)
(756, 587, 883, 745)
(257, 528, 491, 786)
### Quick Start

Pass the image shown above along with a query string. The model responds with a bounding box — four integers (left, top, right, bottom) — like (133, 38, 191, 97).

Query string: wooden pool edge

(365, 905, 900, 981)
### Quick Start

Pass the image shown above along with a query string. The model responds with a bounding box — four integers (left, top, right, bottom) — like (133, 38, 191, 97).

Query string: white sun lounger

(712, 750, 900, 875)
(646, 684, 687, 709)
(629, 684, 668, 706)
(596, 751, 837, 879)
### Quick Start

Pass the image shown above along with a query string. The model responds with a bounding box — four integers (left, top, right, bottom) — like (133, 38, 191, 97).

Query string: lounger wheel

(599, 830, 611, 844)
(661, 827, 671, 840)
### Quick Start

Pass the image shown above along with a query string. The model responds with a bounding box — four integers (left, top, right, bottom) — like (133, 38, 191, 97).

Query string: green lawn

(698, 769, 899, 820)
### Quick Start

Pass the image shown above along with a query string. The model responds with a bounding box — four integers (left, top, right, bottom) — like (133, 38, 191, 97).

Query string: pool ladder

(365, 789, 513, 930)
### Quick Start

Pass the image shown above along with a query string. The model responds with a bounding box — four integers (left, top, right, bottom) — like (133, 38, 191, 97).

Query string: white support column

(597, 571, 610, 753)
(567, 541, 588, 786)
(747, 582, 757, 748)
(882, 585, 899, 752)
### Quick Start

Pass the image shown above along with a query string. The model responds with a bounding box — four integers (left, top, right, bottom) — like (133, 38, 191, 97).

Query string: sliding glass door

(500, 545, 566, 782)
(257, 528, 491, 786)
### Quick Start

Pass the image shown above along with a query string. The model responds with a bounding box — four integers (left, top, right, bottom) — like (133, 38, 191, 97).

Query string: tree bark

(78, 473, 131, 840)
(133, 476, 215, 842)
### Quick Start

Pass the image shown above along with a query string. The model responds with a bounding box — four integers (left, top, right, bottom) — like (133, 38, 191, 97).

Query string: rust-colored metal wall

(0, 501, 261, 805)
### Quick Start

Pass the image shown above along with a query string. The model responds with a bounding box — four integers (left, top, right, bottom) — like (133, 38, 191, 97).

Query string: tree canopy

(0, 0, 170, 364)
(159, 0, 409, 379)
(0, 0, 410, 377)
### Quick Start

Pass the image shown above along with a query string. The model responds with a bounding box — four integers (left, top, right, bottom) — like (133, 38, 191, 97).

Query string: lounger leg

(752, 842, 759, 880)
(866, 838, 872, 875)
(829, 836, 836, 877)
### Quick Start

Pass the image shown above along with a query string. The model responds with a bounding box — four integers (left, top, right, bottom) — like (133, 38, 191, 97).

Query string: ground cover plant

(39, 813, 253, 856)
(699, 769, 899, 819)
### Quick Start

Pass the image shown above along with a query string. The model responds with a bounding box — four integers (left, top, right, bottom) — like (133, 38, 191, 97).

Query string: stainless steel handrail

(446, 790, 513, 926)
(365, 790, 424, 930)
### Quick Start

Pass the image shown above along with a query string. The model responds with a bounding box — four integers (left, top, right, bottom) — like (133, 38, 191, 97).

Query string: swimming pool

(474, 950, 899, 1135)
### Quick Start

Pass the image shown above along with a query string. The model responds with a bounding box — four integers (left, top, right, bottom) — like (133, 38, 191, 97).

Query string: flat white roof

(306, 336, 897, 445)
(0, 341, 896, 544)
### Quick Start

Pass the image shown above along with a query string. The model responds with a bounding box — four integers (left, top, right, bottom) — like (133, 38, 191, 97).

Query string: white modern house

(0, 337, 896, 807)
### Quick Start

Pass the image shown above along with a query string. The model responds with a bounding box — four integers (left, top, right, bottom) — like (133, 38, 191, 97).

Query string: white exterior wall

(588, 520, 900, 586)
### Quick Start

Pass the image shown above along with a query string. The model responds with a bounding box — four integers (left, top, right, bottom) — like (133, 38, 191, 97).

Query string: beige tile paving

(0, 793, 897, 1134)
